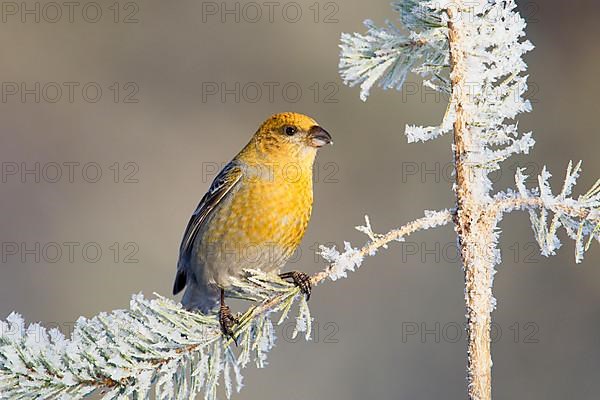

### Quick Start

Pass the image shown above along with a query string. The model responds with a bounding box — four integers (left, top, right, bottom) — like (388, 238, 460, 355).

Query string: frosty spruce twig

(0, 210, 452, 399)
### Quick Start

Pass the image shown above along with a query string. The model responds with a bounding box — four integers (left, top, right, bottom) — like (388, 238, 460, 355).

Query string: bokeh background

(1, 1, 599, 398)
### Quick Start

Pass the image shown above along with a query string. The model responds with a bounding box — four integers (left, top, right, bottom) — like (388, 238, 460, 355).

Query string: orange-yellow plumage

(174, 112, 332, 313)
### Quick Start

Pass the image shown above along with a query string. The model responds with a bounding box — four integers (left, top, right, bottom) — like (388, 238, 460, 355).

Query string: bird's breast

(198, 166, 314, 279)
(229, 169, 313, 247)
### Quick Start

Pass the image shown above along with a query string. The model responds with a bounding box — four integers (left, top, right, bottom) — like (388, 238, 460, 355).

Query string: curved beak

(308, 125, 333, 148)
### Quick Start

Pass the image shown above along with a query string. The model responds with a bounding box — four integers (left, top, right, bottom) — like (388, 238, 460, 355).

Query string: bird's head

(247, 112, 333, 162)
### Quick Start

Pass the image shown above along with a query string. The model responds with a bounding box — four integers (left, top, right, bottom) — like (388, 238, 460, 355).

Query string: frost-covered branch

(491, 163, 600, 262)
(0, 210, 452, 399)
(317, 209, 453, 281)
(340, 1, 597, 399)
(339, 1, 448, 102)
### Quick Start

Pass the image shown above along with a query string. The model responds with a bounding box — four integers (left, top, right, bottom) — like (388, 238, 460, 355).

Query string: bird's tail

(174, 268, 220, 314)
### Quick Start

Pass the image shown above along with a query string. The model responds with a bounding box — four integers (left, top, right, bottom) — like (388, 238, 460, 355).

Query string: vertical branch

(447, 5, 494, 400)
(340, 0, 595, 398)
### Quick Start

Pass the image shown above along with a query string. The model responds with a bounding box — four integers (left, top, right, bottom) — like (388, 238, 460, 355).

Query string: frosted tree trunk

(448, 7, 493, 399)
(345, 0, 600, 395)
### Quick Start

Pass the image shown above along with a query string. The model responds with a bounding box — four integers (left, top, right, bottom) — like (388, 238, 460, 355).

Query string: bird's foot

(279, 271, 312, 301)
(219, 303, 239, 343)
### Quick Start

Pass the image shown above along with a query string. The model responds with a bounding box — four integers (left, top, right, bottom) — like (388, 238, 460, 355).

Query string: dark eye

(284, 126, 297, 136)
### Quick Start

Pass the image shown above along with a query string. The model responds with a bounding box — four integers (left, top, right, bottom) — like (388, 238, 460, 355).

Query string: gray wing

(173, 161, 243, 295)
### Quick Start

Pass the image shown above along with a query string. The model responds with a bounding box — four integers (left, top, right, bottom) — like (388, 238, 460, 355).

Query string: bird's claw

(219, 304, 239, 344)
(280, 271, 312, 301)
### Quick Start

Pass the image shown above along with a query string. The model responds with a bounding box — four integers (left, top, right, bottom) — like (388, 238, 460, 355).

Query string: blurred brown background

(1, 0, 599, 398)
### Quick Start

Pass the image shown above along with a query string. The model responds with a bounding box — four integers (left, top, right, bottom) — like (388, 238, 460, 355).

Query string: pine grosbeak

(173, 112, 332, 337)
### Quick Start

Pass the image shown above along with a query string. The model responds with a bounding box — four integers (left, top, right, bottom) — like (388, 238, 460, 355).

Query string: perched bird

(173, 112, 332, 337)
